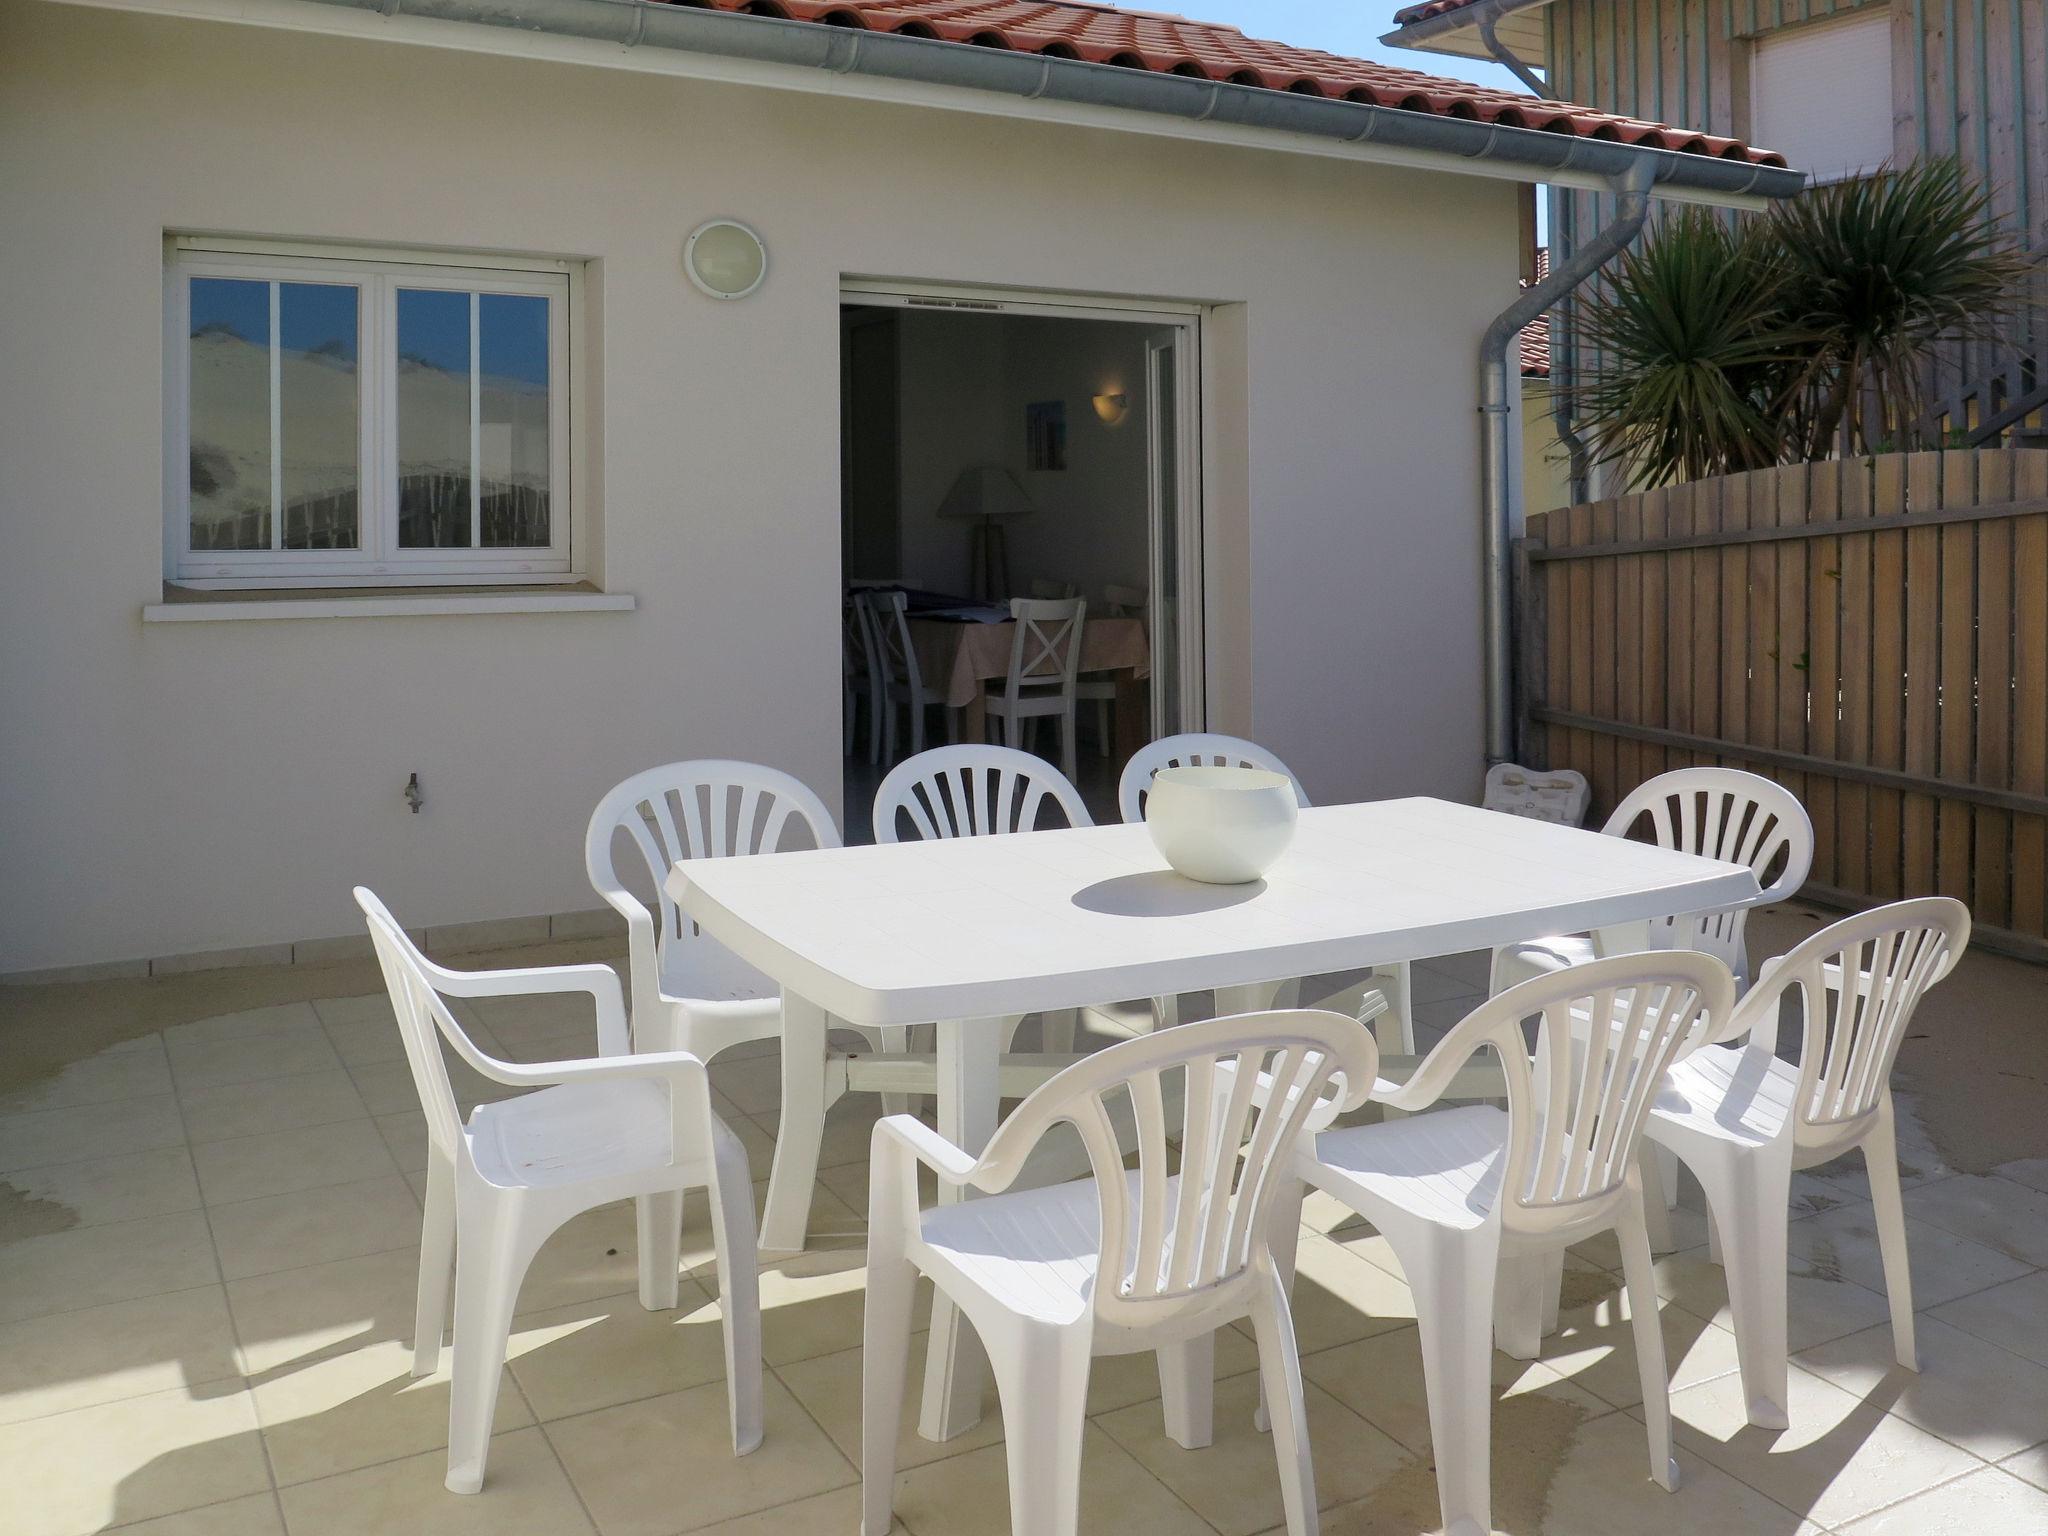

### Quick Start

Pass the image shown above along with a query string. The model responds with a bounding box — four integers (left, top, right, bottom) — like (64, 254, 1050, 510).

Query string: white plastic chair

(1073, 583, 1145, 756)
(1481, 763, 1590, 826)
(861, 588, 950, 763)
(1028, 577, 1080, 600)
(356, 888, 761, 1495)
(586, 760, 852, 1063)
(1289, 951, 1732, 1536)
(1492, 767, 1814, 996)
(862, 1010, 1378, 1536)
(983, 596, 1088, 783)
(1116, 734, 1415, 1057)
(874, 745, 1092, 1055)
(844, 596, 885, 765)
(874, 743, 1092, 844)
(1645, 897, 1969, 1430)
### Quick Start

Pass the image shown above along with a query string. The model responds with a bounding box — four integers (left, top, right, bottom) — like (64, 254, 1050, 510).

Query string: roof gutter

(1382, 0, 1554, 55)
(1479, 157, 1655, 768)
(230, 0, 1803, 206)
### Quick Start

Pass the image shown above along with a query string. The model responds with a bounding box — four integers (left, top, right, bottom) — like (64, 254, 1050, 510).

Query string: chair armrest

(1373, 1013, 1517, 1114)
(459, 1046, 701, 1091)
(590, 883, 664, 1053)
(871, 1114, 982, 1188)
(471, 1048, 720, 1164)
(412, 952, 629, 1057)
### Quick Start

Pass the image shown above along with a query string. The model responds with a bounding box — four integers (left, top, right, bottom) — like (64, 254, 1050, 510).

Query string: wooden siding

(1544, 0, 2047, 444)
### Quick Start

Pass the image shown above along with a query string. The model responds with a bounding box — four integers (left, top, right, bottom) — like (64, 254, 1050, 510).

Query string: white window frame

(165, 238, 577, 587)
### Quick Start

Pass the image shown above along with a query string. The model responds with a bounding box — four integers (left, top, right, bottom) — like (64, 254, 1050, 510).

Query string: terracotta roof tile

(679, 1, 1785, 166)
(1520, 248, 1550, 377)
(1391, 0, 1492, 25)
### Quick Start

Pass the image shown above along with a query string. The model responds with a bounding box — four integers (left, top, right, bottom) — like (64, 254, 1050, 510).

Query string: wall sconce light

(1092, 392, 1129, 425)
(684, 218, 768, 300)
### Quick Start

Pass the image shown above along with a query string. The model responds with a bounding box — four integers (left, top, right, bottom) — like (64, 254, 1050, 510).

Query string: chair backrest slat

(1481, 763, 1591, 826)
(972, 1012, 1375, 1328)
(860, 590, 923, 695)
(586, 761, 839, 984)
(1740, 900, 1967, 1133)
(1004, 596, 1087, 699)
(1600, 769, 1814, 976)
(1118, 733, 1308, 824)
(874, 745, 1091, 843)
(355, 889, 495, 1160)
(1426, 954, 1729, 1236)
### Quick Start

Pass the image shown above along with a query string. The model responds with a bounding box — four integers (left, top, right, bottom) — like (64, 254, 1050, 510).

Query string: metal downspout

(1475, 14, 1547, 97)
(1479, 157, 1654, 768)
(1473, 10, 1592, 504)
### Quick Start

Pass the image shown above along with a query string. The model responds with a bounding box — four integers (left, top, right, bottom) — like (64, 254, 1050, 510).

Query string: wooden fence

(1520, 449, 2048, 958)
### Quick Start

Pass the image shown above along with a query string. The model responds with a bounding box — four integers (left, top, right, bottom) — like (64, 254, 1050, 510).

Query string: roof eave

(1381, 0, 1555, 71)
(44, 0, 1795, 205)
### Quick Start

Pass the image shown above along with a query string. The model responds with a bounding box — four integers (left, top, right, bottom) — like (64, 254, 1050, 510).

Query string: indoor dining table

(908, 612, 1151, 761)
(668, 795, 1760, 1443)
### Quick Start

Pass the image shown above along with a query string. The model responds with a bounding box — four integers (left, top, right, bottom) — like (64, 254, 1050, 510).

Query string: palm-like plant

(1573, 210, 1805, 488)
(1573, 159, 2035, 488)
(1771, 159, 2034, 457)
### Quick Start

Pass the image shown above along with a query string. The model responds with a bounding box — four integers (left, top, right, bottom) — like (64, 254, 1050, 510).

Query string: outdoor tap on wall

(404, 773, 424, 814)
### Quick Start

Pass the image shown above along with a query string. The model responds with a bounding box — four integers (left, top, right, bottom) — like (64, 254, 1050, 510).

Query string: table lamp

(937, 465, 1034, 600)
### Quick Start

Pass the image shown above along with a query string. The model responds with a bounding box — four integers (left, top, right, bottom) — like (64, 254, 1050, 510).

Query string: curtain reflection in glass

(188, 277, 271, 550)
(396, 288, 473, 547)
(478, 293, 551, 548)
(279, 282, 359, 549)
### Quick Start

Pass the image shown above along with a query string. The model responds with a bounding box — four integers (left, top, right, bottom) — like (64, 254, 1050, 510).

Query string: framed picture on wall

(1024, 399, 1067, 472)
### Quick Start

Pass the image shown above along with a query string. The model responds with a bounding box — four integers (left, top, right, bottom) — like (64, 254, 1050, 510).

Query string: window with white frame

(167, 241, 574, 586)
(1749, 11, 1895, 184)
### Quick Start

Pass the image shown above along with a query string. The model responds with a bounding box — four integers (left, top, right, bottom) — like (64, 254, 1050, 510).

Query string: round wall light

(684, 219, 768, 300)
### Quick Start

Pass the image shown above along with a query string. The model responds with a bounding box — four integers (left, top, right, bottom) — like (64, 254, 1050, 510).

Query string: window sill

(142, 584, 636, 623)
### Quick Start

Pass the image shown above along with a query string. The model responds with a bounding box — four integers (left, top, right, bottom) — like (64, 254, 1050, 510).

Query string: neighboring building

(1518, 251, 1573, 516)
(0, 0, 1795, 975)
(1386, 0, 2048, 470)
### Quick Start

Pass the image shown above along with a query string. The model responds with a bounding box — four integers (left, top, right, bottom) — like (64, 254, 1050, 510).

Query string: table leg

(1113, 673, 1147, 769)
(1214, 980, 1292, 1016)
(758, 990, 829, 1257)
(918, 1019, 1001, 1441)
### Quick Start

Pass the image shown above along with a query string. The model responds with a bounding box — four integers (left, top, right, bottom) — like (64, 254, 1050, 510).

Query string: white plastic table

(669, 796, 1759, 1440)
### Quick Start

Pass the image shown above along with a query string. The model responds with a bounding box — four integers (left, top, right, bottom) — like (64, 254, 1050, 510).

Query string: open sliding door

(839, 278, 1206, 743)
(1145, 324, 1202, 736)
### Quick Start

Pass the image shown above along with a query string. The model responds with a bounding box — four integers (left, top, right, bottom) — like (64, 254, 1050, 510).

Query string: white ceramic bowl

(1143, 765, 1299, 884)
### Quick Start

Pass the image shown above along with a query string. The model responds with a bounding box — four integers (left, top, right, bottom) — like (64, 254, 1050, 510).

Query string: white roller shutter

(1750, 11, 1895, 182)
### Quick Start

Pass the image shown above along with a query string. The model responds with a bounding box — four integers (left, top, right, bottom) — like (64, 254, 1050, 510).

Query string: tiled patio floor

(4, 905, 2047, 1534)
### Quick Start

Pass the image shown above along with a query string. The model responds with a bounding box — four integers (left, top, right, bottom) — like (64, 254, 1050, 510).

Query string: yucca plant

(1573, 159, 2035, 487)
(1573, 210, 1807, 488)
(1770, 159, 2034, 457)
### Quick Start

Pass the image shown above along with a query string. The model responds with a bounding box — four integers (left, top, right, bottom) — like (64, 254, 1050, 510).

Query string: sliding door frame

(839, 276, 1207, 733)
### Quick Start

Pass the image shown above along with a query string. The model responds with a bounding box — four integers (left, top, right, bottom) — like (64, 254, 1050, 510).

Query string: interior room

(840, 298, 1188, 838)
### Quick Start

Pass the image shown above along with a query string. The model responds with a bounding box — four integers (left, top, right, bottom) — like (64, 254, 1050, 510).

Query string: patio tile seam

(94, 1482, 286, 1535)
(508, 1417, 604, 1536)
(150, 1041, 290, 1516)
(1618, 1367, 1985, 1525)
(171, 1059, 375, 1103)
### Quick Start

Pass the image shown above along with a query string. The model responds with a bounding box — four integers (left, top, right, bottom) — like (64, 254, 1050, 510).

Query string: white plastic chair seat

(916, 1169, 1167, 1327)
(1494, 934, 1593, 983)
(1311, 1106, 1509, 1233)
(1652, 1044, 1795, 1151)
(659, 938, 779, 1005)
(467, 1078, 705, 1191)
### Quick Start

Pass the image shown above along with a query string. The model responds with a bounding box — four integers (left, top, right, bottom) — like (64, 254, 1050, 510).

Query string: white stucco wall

(0, 1, 1514, 972)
